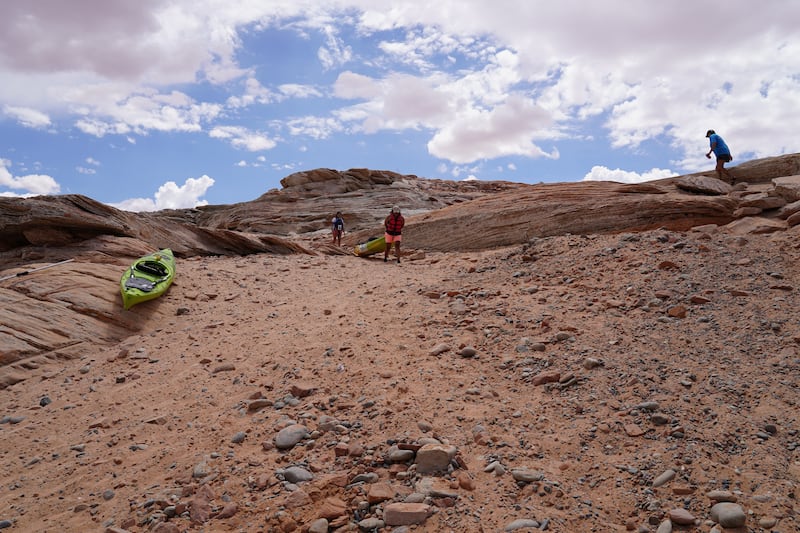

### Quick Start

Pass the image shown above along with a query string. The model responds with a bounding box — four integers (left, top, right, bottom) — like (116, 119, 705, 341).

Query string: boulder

(787, 210, 800, 227)
(739, 192, 786, 210)
(733, 206, 762, 218)
(730, 153, 800, 183)
(675, 175, 732, 195)
(383, 503, 432, 526)
(777, 199, 800, 219)
(710, 502, 747, 528)
(773, 174, 800, 202)
(725, 216, 786, 234)
(414, 443, 457, 474)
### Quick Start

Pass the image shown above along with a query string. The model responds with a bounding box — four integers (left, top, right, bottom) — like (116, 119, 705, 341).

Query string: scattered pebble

(459, 346, 477, 358)
(504, 518, 541, 531)
(652, 469, 676, 488)
(710, 502, 746, 528)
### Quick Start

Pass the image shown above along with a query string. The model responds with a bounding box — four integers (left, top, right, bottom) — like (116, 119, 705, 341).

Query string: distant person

(384, 205, 405, 263)
(705, 129, 735, 183)
(331, 211, 345, 245)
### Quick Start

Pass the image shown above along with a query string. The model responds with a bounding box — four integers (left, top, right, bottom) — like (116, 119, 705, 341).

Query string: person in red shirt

(383, 206, 405, 263)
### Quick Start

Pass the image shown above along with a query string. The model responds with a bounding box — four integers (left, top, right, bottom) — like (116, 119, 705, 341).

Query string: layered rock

(2, 154, 800, 266)
(187, 168, 518, 235)
(0, 195, 313, 268)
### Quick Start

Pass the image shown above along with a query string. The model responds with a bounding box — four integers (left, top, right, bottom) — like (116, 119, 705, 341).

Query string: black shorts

(717, 154, 732, 163)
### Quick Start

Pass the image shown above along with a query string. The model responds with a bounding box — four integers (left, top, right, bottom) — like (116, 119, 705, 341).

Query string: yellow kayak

(353, 236, 386, 257)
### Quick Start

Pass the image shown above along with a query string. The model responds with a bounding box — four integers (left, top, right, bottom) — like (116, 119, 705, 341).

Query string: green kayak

(353, 236, 386, 257)
(120, 248, 176, 310)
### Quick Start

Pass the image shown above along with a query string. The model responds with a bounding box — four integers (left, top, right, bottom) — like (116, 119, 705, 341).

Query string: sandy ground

(1, 228, 800, 533)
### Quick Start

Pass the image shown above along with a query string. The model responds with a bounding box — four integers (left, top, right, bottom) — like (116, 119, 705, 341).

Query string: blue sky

(1, 1, 798, 211)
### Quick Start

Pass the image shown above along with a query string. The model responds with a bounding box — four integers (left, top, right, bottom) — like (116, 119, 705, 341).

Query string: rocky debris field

(1, 223, 800, 532)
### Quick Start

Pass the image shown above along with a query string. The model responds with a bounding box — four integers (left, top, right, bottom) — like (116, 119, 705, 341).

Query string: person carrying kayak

(383, 205, 404, 263)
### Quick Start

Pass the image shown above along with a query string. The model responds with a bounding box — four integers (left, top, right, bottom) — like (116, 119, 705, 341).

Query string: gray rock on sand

(279, 466, 314, 483)
(505, 518, 540, 531)
(415, 443, 457, 474)
(656, 518, 672, 533)
(511, 468, 544, 483)
(459, 346, 477, 358)
(308, 519, 328, 533)
(710, 502, 746, 528)
(275, 424, 310, 449)
(652, 469, 676, 488)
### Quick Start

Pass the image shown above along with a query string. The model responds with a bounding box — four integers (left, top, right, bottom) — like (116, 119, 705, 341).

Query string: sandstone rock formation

(182, 168, 519, 236)
(2, 154, 800, 270)
(0, 195, 313, 268)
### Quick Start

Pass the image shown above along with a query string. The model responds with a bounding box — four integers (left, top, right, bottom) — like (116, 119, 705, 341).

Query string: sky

(1, 1, 798, 211)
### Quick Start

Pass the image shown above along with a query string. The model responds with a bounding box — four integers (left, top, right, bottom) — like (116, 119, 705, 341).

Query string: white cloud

(317, 25, 353, 70)
(271, 162, 297, 171)
(377, 25, 482, 72)
(0, 0, 259, 86)
(582, 166, 675, 184)
(3, 105, 51, 128)
(74, 118, 121, 137)
(108, 197, 159, 212)
(227, 77, 276, 108)
(334, 71, 382, 99)
(380, 73, 451, 126)
(340, 1, 800, 168)
(111, 175, 214, 212)
(330, 48, 563, 162)
(428, 95, 558, 163)
(333, 72, 453, 135)
(236, 156, 266, 168)
(0, 158, 60, 195)
(285, 116, 343, 139)
(209, 126, 277, 151)
(68, 87, 223, 137)
(448, 163, 481, 179)
(279, 84, 322, 99)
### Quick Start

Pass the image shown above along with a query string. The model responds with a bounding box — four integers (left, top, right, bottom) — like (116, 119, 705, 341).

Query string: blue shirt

(708, 133, 730, 156)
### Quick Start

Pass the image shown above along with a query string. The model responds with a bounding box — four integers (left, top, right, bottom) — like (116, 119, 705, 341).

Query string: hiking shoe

(384, 257, 387, 262)
(397, 258, 401, 263)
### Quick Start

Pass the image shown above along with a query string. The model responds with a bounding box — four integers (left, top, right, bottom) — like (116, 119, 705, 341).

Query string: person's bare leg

(715, 160, 731, 183)
(395, 242, 401, 262)
(723, 165, 735, 183)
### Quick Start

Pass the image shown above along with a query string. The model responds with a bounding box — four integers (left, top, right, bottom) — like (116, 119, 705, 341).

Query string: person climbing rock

(705, 129, 735, 184)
